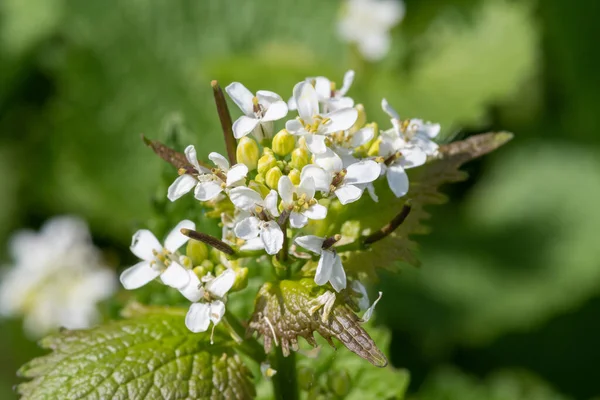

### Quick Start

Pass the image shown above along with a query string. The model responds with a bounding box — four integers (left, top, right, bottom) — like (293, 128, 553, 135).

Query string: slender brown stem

(211, 80, 237, 165)
(180, 228, 235, 255)
(363, 202, 412, 245)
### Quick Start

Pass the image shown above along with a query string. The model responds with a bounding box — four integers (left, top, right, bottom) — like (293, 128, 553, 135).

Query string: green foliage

(18, 311, 255, 399)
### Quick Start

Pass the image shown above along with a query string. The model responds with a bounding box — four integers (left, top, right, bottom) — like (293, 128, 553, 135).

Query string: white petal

(400, 146, 427, 169)
(194, 181, 223, 201)
(262, 100, 288, 122)
(365, 182, 379, 202)
(278, 175, 295, 205)
(261, 222, 284, 255)
(351, 126, 374, 148)
(185, 303, 211, 333)
(164, 219, 195, 252)
(240, 237, 264, 251)
(285, 119, 305, 135)
(184, 145, 204, 172)
(233, 115, 260, 139)
(322, 108, 358, 134)
(179, 271, 204, 302)
(256, 90, 283, 104)
(297, 176, 316, 200)
(209, 152, 230, 170)
(328, 252, 347, 292)
(362, 291, 383, 322)
(351, 281, 370, 311)
(358, 33, 391, 61)
(293, 81, 319, 120)
(160, 262, 190, 289)
(381, 98, 400, 120)
(130, 229, 162, 261)
(334, 184, 364, 205)
(234, 216, 260, 240)
(287, 96, 298, 111)
(264, 190, 280, 217)
(226, 164, 248, 187)
(345, 160, 381, 184)
(167, 174, 197, 202)
(120, 261, 160, 290)
(315, 251, 334, 286)
(294, 235, 324, 254)
(225, 82, 254, 116)
(206, 268, 236, 298)
(300, 165, 331, 192)
(314, 147, 343, 172)
(305, 134, 328, 155)
(304, 203, 327, 220)
(314, 77, 332, 100)
(229, 187, 264, 211)
(209, 300, 226, 325)
(339, 70, 355, 96)
(327, 97, 354, 112)
(387, 164, 409, 197)
(289, 212, 308, 228)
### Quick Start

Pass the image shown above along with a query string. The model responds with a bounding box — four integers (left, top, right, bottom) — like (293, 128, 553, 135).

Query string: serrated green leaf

(18, 313, 255, 399)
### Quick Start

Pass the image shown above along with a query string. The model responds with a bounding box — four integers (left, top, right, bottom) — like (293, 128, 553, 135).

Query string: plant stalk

(272, 347, 299, 400)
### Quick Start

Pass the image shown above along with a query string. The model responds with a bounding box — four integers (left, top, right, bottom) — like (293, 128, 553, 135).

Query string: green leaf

(18, 312, 256, 399)
(247, 279, 387, 367)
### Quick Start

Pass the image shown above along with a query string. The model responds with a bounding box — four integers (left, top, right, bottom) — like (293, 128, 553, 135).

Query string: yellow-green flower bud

(265, 166, 283, 189)
(348, 104, 366, 134)
(236, 137, 259, 170)
(258, 152, 277, 174)
(272, 129, 296, 156)
(288, 168, 301, 185)
(200, 259, 214, 271)
(214, 264, 226, 277)
(249, 180, 270, 197)
(231, 267, 249, 291)
(289, 147, 309, 170)
(186, 240, 209, 266)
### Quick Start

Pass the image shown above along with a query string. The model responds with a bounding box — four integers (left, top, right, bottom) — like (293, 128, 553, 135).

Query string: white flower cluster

(0, 216, 117, 337)
(120, 71, 440, 334)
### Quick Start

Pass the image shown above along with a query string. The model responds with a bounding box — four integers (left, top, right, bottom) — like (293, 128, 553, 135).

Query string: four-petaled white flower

(285, 81, 358, 154)
(289, 70, 356, 113)
(278, 176, 328, 228)
(185, 268, 236, 337)
(295, 235, 346, 292)
(301, 149, 381, 204)
(226, 82, 288, 141)
(230, 187, 284, 255)
(120, 220, 196, 295)
(337, 0, 405, 61)
(168, 146, 248, 202)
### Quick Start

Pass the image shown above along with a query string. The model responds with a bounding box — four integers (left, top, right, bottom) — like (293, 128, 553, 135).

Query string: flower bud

(249, 180, 270, 197)
(288, 168, 301, 185)
(236, 137, 259, 170)
(186, 240, 209, 266)
(265, 166, 283, 189)
(231, 267, 249, 291)
(271, 129, 296, 156)
(348, 104, 366, 134)
(289, 147, 310, 170)
(258, 152, 277, 174)
(214, 264, 226, 277)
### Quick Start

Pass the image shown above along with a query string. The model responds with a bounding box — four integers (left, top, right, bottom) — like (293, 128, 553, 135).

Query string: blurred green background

(1, 0, 599, 398)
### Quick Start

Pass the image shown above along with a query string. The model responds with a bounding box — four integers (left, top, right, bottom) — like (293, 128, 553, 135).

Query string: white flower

(300, 150, 381, 204)
(295, 235, 346, 292)
(120, 220, 196, 295)
(226, 82, 288, 141)
(0, 216, 117, 337)
(168, 146, 248, 202)
(285, 81, 358, 154)
(337, 0, 405, 61)
(351, 281, 382, 322)
(289, 70, 355, 113)
(277, 175, 328, 228)
(229, 187, 284, 255)
(185, 268, 236, 337)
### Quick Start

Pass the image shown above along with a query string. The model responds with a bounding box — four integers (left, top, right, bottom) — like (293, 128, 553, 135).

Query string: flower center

(330, 169, 347, 192)
(252, 96, 266, 118)
(297, 115, 331, 134)
(150, 248, 177, 271)
(290, 193, 317, 213)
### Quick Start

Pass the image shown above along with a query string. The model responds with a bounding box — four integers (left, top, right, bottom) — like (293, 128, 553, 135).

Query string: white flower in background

(278, 175, 328, 228)
(337, 0, 405, 61)
(185, 268, 236, 339)
(289, 70, 356, 113)
(230, 187, 284, 255)
(351, 281, 383, 322)
(226, 82, 288, 141)
(286, 81, 358, 154)
(301, 149, 381, 204)
(295, 235, 346, 292)
(120, 220, 195, 295)
(0, 216, 117, 337)
(168, 146, 248, 202)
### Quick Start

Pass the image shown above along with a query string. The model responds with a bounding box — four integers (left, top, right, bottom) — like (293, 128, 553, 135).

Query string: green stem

(272, 347, 299, 400)
(224, 310, 265, 364)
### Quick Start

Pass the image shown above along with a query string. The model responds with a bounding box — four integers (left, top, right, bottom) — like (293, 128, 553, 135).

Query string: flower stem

(272, 347, 299, 400)
(224, 310, 265, 364)
(211, 80, 237, 165)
